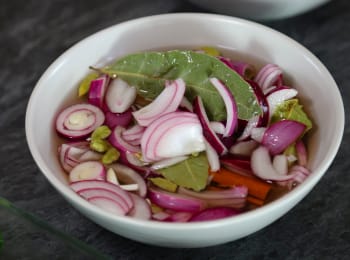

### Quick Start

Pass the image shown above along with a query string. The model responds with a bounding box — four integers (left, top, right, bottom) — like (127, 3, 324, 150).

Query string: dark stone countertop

(0, 0, 349, 259)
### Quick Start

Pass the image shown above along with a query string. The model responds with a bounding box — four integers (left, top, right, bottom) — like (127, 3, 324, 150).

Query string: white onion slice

(272, 154, 288, 175)
(106, 78, 137, 113)
(167, 212, 193, 223)
(209, 121, 225, 135)
(120, 184, 139, 191)
(141, 112, 205, 162)
(251, 146, 296, 181)
(251, 127, 266, 143)
(151, 156, 188, 170)
(209, 78, 238, 137)
(78, 150, 102, 161)
(70, 180, 133, 210)
(69, 161, 106, 182)
(106, 168, 119, 185)
(132, 79, 186, 126)
(152, 211, 171, 221)
(266, 87, 298, 120)
(180, 96, 193, 112)
(88, 196, 128, 216)
(204, 140, 220, 172)
(237, 116, 259, 141)
(109, 163, 147, 197)
(127, 193, 151, 220)
(229, 140, 259, 156)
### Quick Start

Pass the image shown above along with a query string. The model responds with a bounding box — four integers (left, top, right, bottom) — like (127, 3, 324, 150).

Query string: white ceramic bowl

(188, 0, 330, 20)
(25, 13, 344, 248)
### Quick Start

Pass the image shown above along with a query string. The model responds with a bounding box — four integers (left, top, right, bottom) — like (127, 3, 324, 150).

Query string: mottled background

(0, 0, 349, 259)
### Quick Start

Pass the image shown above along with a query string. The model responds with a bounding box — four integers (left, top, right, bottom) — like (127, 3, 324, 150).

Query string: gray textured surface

(0, 0, 349, 259)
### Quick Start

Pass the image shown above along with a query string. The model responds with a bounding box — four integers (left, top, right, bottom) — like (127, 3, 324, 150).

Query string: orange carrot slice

(210, 168, 272, 201)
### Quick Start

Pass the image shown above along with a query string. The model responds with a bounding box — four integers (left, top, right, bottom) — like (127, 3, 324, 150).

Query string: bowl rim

(25, 12, 345, 230)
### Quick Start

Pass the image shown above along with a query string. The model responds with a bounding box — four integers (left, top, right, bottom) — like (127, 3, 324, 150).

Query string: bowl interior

(25, 13, 344, 247)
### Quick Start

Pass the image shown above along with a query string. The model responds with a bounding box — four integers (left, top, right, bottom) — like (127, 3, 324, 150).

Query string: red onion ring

(109, 126, 141, 153)
(88, 196, 128, 215)
(209, 78, 238, 137)
(193, 96, 227, 155)
(148, 185, 206, 213)
(88, 74, 110, 108)
(56, 103, 105, 139)
(132, 79, 186, 126)
(70, 180, 133, 210)
(255, 64, 283, 91)
(127, 193, 151, 220)
(189, 207, 240, 222)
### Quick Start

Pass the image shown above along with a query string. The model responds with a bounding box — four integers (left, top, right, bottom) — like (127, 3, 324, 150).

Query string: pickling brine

(55, 47, 312, 222)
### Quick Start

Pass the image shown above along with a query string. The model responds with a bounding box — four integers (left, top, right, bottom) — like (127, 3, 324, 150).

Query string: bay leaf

(148, 177, 178, 193)
(102, 50, 261, 121)
(78, 72, 99, 97)
(158, 153, 209, 192)
(271, 99, 312, 132)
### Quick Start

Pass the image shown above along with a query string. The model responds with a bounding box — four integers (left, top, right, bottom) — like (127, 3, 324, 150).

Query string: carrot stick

(247, 196, 265, 206)
(210, 168, 272, 201)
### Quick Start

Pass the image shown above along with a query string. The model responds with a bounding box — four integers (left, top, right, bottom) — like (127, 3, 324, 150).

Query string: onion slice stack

(132, 78, 186, 126)
(148, 185, 206, 213)
(88, 74, 110, 109)
(193, 96, 227, 155)
(109, 126, 141, 153)
(254, 64, 283, 92)
(209, 78, 238, 137)
(140, 111, 205, 162)
(251, 146, 297, 181)
(70, 180, 133, 215)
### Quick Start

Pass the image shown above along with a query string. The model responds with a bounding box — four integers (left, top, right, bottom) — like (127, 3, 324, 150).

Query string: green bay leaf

(102, 50, 261, 121)
(78, 72, 99, 97)
(148, 177, 178, 192)
(158, 153, 209, 192)
(271, 99, 313, 132)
